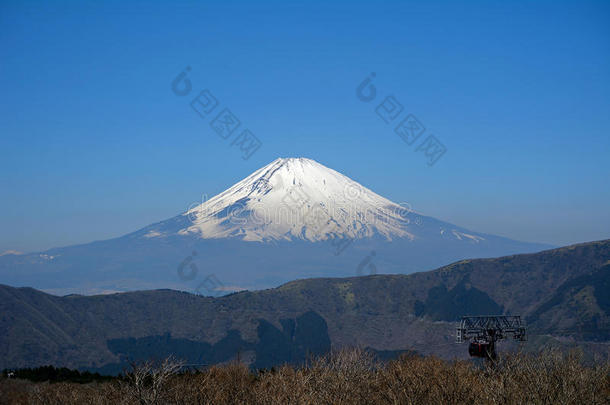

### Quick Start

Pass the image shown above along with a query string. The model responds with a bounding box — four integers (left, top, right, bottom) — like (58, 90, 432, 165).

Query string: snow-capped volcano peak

(180, 157, 415, 242)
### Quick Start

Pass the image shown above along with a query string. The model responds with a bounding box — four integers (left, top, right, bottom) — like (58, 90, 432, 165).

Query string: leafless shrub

(480, 349, 610, 405)
(123, 356, 183, 405)
(2, 349, 608, 404)
(168, 361, 255, 404)
(26, 381, 129, 405)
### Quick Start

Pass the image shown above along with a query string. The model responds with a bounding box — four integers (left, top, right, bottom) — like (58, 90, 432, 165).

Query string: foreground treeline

(1, 366, 113, 384)
(1, 349, 609, 404)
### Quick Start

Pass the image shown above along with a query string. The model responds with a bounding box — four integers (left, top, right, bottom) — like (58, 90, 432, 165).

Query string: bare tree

(125, 356, 184, 405)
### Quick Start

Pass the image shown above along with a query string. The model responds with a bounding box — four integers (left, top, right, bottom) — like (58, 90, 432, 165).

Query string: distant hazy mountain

(0, 157, 552, 295)
(1, 240, 607, 372)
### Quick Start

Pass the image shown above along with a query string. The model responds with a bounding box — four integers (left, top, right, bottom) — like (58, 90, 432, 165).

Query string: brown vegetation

(1, 349, 608, 405)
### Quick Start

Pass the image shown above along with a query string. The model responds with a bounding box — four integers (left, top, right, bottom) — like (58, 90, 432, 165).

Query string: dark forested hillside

(1, 240, 608, 372)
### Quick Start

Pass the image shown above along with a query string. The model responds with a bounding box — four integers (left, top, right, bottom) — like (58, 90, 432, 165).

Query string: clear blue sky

(1, 0, 609, 253)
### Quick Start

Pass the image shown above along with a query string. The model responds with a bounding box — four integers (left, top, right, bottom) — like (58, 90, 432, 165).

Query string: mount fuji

(0, 158, 552, 295)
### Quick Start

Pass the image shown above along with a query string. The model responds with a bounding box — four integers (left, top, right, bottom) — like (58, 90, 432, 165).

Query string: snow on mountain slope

(176, 158, 415, 242)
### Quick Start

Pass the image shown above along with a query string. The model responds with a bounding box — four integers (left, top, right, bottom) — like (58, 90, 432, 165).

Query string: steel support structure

(456, 315, 526, 360)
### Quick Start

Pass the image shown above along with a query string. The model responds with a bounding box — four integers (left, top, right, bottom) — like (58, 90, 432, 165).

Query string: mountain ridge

(1, 239, 608, 372)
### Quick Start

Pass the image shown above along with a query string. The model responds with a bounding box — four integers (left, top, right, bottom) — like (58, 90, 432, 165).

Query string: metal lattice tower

(456, 315, 526, 360)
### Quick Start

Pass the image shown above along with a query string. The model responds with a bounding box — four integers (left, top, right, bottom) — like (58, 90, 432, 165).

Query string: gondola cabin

(468, 342, 491, 358)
